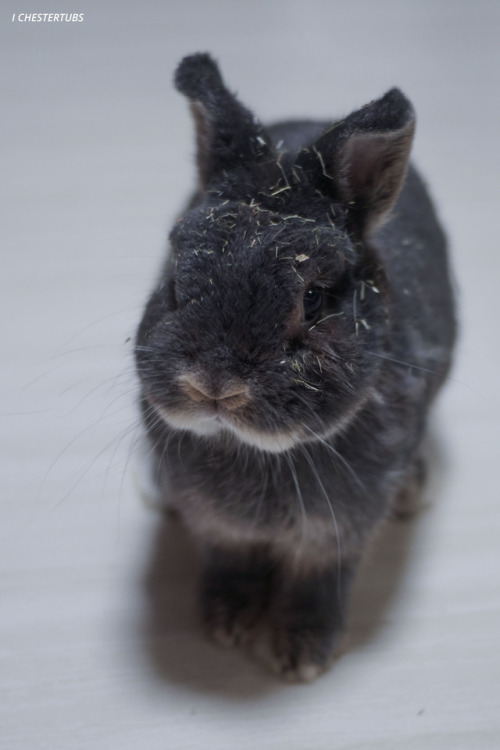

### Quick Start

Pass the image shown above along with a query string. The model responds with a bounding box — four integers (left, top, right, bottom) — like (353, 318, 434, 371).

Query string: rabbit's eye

(303, 286, 323, 321)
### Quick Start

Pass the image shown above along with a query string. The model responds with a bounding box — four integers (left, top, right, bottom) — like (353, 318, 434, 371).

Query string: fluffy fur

(135, 53, 456, 681)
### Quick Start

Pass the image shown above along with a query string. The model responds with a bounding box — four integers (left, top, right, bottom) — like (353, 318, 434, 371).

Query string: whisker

(57, 304, 144, 351)
(299, 442, 343, 600)
(366, 349, 486, 400)
(366, 350, 442, 376)
(302, 424, 366, 494)
(48, 416, 145, 512)
(284, 452, 307, 543)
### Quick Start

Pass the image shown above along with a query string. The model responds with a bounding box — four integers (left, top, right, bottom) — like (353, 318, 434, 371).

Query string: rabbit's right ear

(297, 89, 415, 235)
(175, 53, 274, 189)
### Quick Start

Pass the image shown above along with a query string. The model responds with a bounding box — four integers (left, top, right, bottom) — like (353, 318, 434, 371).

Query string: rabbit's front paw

(202, 589, 265, 649)
(255, 624, 343, 682)
(200, 547, 274, 649)
(255, 562, 352, 681)
(390, 456, 427, 519)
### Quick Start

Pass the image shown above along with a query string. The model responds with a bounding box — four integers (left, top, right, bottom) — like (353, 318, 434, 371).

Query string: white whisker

(299, 443, 343, 600)
(302, 423, 366, 494)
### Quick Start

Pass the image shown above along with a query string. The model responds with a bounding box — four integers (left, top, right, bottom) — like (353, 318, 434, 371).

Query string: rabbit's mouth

(150, 398, 301, 453)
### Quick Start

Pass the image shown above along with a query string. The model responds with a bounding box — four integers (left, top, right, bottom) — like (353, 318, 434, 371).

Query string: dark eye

(303, 286, 323, 321)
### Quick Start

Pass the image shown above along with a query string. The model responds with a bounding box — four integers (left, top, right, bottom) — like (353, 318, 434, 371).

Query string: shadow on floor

(348, 428, 449, 648)
(139, 430, 448, 695)
(139, 514, 280, 699)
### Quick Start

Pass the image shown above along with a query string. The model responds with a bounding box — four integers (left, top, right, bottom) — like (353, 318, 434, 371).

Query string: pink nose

(178, 374, 250, 410)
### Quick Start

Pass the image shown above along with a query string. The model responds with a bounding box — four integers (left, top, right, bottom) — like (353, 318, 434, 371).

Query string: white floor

(2, 2, 500, 748)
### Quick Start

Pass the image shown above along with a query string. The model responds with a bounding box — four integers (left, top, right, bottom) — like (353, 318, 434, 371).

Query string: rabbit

(135, 53, 456, 682)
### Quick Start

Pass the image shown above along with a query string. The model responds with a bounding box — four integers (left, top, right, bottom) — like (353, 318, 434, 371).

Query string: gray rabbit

(135, 53, 456, 681)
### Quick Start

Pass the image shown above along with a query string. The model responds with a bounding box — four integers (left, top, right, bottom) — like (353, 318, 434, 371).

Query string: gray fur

(135, 54, 456, 681)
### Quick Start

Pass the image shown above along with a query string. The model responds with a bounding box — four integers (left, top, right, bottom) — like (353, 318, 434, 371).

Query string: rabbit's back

(374, 165, 456, 384)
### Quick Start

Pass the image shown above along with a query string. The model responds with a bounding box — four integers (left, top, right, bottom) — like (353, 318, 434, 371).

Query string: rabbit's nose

(178, 373, 250, 410)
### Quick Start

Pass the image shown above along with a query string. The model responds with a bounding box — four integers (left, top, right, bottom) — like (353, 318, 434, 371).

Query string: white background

(1, 1, 499, 748)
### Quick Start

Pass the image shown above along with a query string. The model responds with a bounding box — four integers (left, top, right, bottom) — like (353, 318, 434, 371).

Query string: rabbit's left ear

(175, 53, 274, 189)
(297, 89, 415, 234)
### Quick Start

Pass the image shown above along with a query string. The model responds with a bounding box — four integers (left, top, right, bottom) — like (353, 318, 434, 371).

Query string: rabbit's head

(135, 54, 415, 453)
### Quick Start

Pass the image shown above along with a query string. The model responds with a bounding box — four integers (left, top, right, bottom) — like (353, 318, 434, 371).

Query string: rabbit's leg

(261, 560, 354, 682)
(390, 456, 427, 519)
(200, 544, 274, 648)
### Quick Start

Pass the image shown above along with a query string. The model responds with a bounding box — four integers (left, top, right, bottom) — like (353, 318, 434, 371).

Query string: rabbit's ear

(175, 53, 274, 189)
(297, 89, 415, 234)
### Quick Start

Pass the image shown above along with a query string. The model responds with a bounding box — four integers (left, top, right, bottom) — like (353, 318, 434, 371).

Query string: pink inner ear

(341, 127, 414, 231)
(345, 133, 392, 197)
